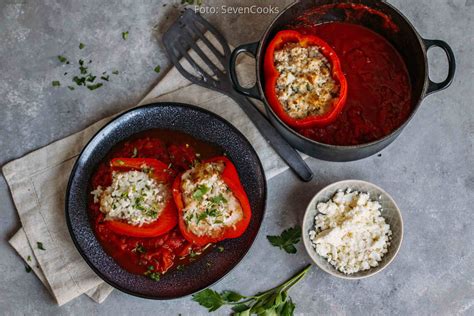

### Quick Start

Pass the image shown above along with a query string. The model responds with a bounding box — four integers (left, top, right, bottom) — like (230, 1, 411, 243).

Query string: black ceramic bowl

(66, 102, 267, 299)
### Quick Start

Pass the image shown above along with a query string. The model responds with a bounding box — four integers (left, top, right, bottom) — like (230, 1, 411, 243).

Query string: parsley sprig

(192, 264, 311, 315)
(267, 226, 301, 254)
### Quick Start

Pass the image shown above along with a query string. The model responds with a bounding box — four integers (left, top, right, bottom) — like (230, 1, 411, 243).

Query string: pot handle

(229, 41, 262, 100)
(423, 38, 456, 95)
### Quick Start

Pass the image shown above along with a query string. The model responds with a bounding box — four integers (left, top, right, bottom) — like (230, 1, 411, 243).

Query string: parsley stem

(245, 264, 312, 300)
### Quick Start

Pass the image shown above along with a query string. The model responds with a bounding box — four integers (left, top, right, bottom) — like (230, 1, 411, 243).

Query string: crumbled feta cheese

(274, 42, 340, 119)
(180, 161, 243, 238)
(91, 170, 169, 226)
(309, 189, 392, 274)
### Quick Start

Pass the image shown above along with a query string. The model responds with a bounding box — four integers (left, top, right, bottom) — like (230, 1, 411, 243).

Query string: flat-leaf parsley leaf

(192, 265, 311, 315)
(267, 226, 301, 254)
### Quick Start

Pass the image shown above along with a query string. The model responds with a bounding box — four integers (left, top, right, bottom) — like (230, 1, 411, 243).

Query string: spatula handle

(231, 93, 313, 182)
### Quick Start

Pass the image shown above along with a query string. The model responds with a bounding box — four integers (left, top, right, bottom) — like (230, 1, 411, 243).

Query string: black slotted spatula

(163, 9, 313, 182)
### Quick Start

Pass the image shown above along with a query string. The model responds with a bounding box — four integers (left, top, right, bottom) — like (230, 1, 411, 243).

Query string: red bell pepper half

(172, 156, 252, 246)
(110, 157, 173, 183)
(105, 158, 177, 237)
(263, 30, 347, 128)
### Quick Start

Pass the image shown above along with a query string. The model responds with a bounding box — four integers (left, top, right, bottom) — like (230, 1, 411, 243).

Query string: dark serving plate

(66, 102, 267, 299)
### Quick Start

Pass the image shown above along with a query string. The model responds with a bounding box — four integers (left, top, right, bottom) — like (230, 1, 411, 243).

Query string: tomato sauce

(293, 22, 412, 145)
(89, 129, 223, 277)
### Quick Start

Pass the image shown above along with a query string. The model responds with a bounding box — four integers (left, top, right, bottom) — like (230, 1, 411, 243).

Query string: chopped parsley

(154, 65, 161, 73)
(133, 244, 147, 254)
(144, 265, 160, 281)
(27, 255, 32, 261)
(86, 74, 96, 82)
(73, 76, 86, 86)
(196, 212, 208, 224)
(206, 208, 219, 217)
(37, 242, 45, 251)
(122, 31, 129, 40)
(79, 59, 88, 74)
(25, 265, 32, 273)
(53, 41, 123, 91)
(87, 83, 103, 90)
(146, 210, 158, 218)
(147, 272, 160, 281)
(176, 264, 185, 271)
(57, 55, 68, 63)
(192, 184, 210, 200)
(217, 246, 224, 253)
(210, 194, 227, 205)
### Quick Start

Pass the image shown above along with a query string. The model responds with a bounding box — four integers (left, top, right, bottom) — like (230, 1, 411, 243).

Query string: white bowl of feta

(302, 180, 403, 279)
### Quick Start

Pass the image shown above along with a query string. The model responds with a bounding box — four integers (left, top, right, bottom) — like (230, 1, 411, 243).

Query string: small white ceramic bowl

(302, 180, 403, 279)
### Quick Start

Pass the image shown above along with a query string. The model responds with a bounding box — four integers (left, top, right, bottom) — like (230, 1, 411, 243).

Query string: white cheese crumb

(274, 42, 339, 119)
(181, 161, 243, 238)
(309, 189, 392, 274)
(91, 170, 169, 226)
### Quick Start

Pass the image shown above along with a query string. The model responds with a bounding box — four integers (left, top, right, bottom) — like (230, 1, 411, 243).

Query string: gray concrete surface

(1, 0, 473, 315)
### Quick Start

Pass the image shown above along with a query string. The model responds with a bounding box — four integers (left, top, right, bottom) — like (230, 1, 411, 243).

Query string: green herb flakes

(37, 242, 45, 251)
(25, 265, 32, 273)
(210, 194, 227, 205)
(192, 184, 210, 200)
(79, 42, 85, 49)
(101, 75, 110, 81)
(217, 246, 224, 253)
(52, 81, 60, 87)
(27, 255, 32, 262)
(112, 70, 119, 75)
(86, 74, 96, 82)
(132, 147, 138, 158)
(147, 272, 160, 281)
(122, 31, 129, 40)
(87, 83, 103, 90)
(144, 265, 160, 281)
(57, 55, 68, 63)
(154, 65, 161, 73)
(73, 76, 86, 86)
(134, 244, 146, 254)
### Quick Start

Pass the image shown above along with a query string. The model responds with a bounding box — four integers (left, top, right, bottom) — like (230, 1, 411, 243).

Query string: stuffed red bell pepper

(172, 156, 251, 247)
(91, 158, 177, 237)
(263, 30, 347, 128)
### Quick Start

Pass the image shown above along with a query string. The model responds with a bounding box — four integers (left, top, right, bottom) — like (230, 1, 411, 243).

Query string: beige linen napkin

(4, 46, 299, 306)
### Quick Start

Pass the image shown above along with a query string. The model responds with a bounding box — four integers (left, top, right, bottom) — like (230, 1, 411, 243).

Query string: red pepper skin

(172, 156, 252, 246)
(105, 202, 178, 238)
(110, 157, 173, 183)
(105, 158, 177, 237)
(263, 30, 347, 128)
